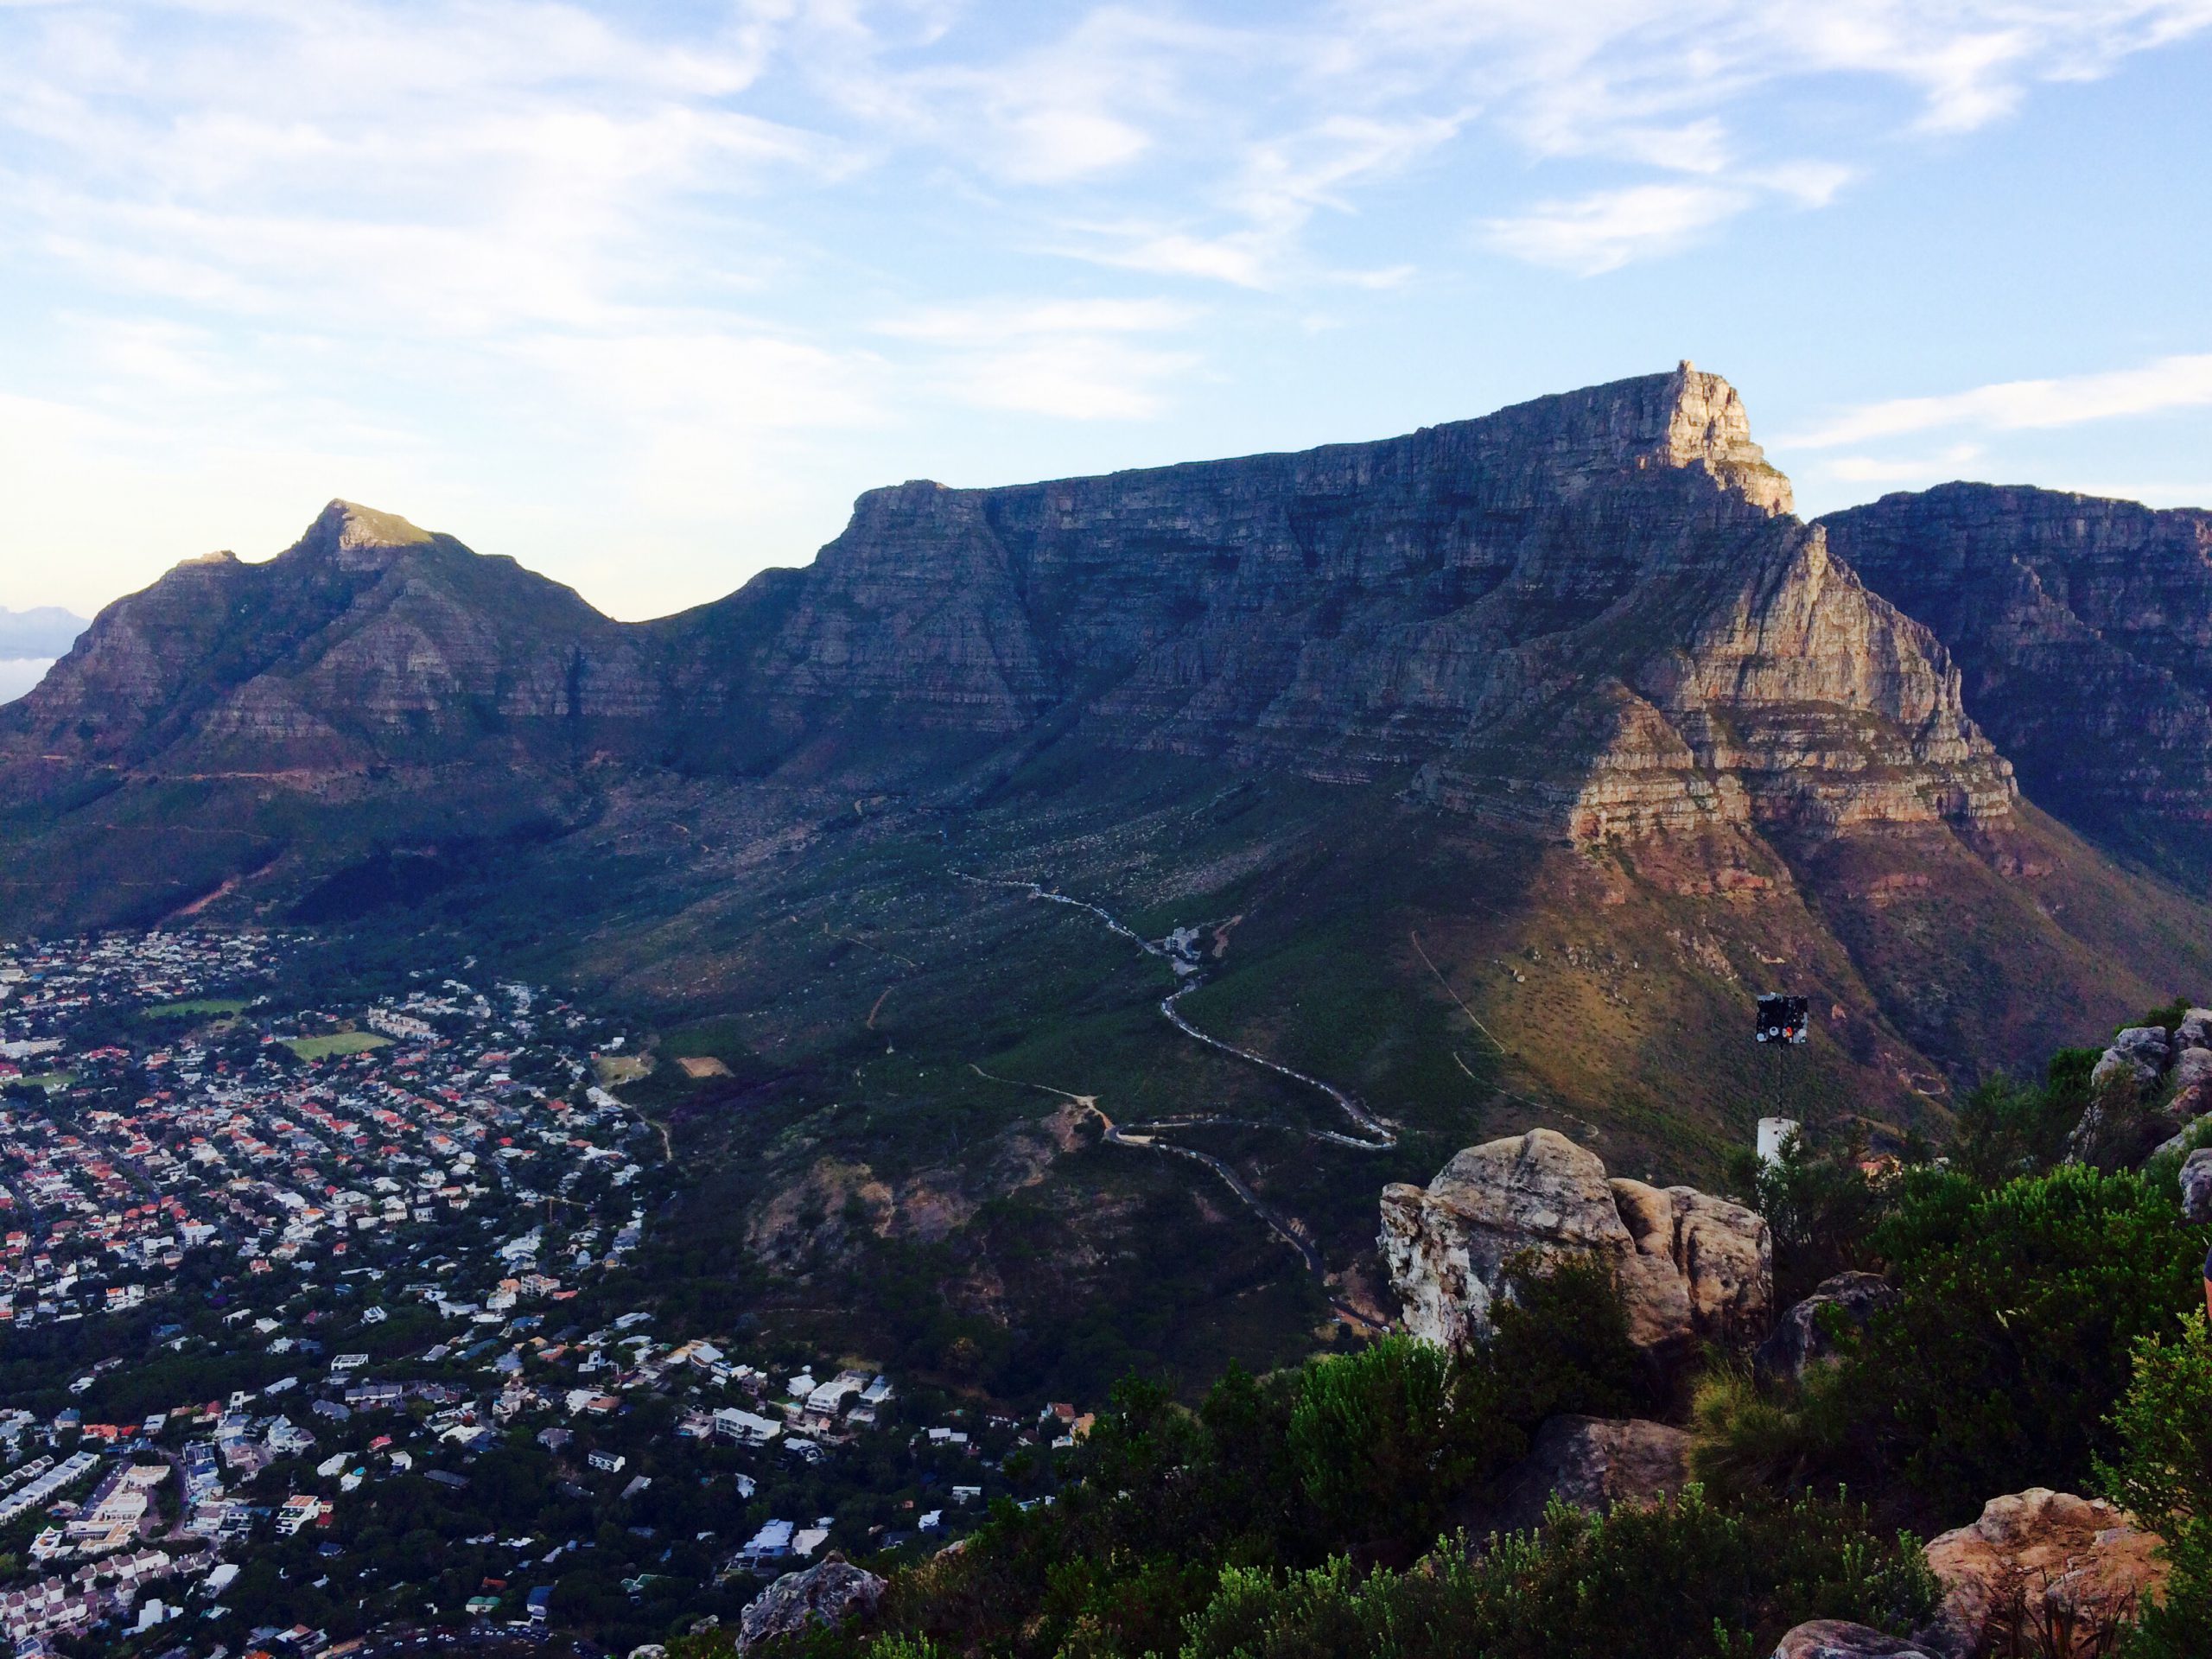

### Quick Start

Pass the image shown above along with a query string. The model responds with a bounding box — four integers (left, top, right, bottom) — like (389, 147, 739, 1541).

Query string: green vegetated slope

(58, 737, 2209, 1402)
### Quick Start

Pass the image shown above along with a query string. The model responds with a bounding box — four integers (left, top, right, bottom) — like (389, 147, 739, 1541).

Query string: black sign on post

(1756, 994, 1808, 1046)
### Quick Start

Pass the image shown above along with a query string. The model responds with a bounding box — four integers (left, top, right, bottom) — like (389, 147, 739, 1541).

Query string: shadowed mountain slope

(1823, 484, 2212, 878)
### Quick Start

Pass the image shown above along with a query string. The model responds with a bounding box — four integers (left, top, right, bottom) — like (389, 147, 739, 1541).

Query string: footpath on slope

(959, 875, 1394, 1328)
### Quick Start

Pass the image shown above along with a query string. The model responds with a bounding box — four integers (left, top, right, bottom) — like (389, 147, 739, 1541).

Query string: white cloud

(1484, 182, 1753, 275)
(876, 296, 1199, 418)
(1785, 354, 2212, 448)
(2, 0, 2209, 613)
(1818, 443, 1988, 485)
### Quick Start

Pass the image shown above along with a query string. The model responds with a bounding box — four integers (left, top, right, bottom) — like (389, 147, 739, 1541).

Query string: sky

(1, 0, 2209, 630)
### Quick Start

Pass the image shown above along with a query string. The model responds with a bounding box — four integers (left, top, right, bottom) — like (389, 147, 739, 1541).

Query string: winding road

(960, 874, 1395, 1327)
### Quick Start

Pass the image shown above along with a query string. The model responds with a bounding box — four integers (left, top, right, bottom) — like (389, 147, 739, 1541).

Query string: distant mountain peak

(298, 499, 439, 567)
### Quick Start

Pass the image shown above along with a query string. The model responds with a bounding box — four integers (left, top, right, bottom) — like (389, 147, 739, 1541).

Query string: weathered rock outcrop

(1823, 485, 2212, 864)
(1380, 1128, 1771, 1357)
(2179, 1147, 2212, 1223)
(1919, 1490, 2165, 1659)
(736, 1556, 887, 1652)
(1484, 1414, 1694, 1534)
(1772, 1624, 1940, 1659)
(2068, 1010, 2212, 1166)
(1754, 1272, 1900, 1383)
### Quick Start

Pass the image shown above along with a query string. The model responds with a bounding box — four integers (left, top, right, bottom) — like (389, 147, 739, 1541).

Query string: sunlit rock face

(1378, 1127, 1772, 1363)
(2, 367, 2013, 850)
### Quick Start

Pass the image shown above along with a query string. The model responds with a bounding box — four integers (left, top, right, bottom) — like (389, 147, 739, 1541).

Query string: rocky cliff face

(727, 362, 2012, 840)
(4, 369, 2015, 848)
(1822, 486, 2212, 860)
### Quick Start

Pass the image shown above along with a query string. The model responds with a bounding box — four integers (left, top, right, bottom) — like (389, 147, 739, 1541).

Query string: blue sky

(2, 0, 2209, 625)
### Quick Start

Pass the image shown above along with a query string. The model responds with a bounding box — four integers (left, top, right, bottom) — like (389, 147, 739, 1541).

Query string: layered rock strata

(1822, 486, 2212, 850)
(0, 501, 658, 785)
(3, 367, 2015, 844)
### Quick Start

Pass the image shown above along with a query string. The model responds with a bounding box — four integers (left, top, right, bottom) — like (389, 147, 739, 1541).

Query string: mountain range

(7, 363, 2211, 1385)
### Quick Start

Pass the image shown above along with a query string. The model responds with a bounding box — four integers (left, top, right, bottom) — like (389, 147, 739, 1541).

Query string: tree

(1852, 1166, 2201, 1518)
(1287, 1335, 1506, 1558)
(2101, 1312, 2212, 1657)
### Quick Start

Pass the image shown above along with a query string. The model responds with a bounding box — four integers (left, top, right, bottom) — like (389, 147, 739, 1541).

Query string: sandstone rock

(2173, 1007, 2212, 1052)
(1380, 1129, 1627, 1349)
(1381, 1129, 1770, 1357)
(1920, 1489, 2165, 1659)
(1770, 1622, 1940, 1659)
(2180, 1148, 2212, 1224)
(1754, 1272, 1899, 1382)
(736, 1556, 887, 1652)
(2172, 1046, 2212, 1090)
(2091, 1026, 2170, 1095)
(1485, 1414, 1692, 1534)
(1611, 1179, 1774, 1351)
(2113, 1026, 2171, 1071)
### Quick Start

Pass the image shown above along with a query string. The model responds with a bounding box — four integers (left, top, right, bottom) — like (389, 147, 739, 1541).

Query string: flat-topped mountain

(3, 366, 2012, 847)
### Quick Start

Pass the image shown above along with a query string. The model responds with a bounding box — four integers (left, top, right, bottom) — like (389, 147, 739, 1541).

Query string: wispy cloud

(1785, 353, 2212, 448)
(1484, 182, 1754, 275)
(877, 297, 1200, 418)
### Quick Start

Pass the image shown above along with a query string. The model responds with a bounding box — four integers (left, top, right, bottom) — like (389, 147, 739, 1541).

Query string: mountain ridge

(2, 365, 2010, 848)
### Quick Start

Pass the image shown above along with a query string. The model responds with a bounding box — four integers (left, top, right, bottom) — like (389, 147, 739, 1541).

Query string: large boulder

(1755, 1272, 1900, 1382)
(2172, 1007, 2212, 1051)
(1381, 1128, 1771, 1357)
(2092, 1025, 2171, 1091)
(2180, 1147, 2212, 1224)
(2172, 1046, 2212, 1090)
(737, 1556, 887, 1652)
(1612, 1179, 1774, 1350)
(1771, 1624, 1940, 1659)
(1484, 1414, 1692, 1534)
(1380, 1128, 1632, 1349)
(1920, 1489, 2165, 1659)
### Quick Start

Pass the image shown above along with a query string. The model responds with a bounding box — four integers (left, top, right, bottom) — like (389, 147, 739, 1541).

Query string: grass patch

(16, 1072, 75, 1092)
(593, 1053, 653, 1086)
(283, 1032, 391, 1061)
(141, 996, 249, 1019)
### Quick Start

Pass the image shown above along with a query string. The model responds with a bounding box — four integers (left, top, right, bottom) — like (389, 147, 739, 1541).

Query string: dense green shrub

(1946, 1060, 2094, 1188)
(1177, 1488, 1936, 1659)
(1287, 1335, 1507, 1555)
(1488, 1252, 1649, 1422)
(2102, 1313, 2212, 1658)
(1724, 1130, 1891, 1306)
(1853, 1164, 2200, 1516)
